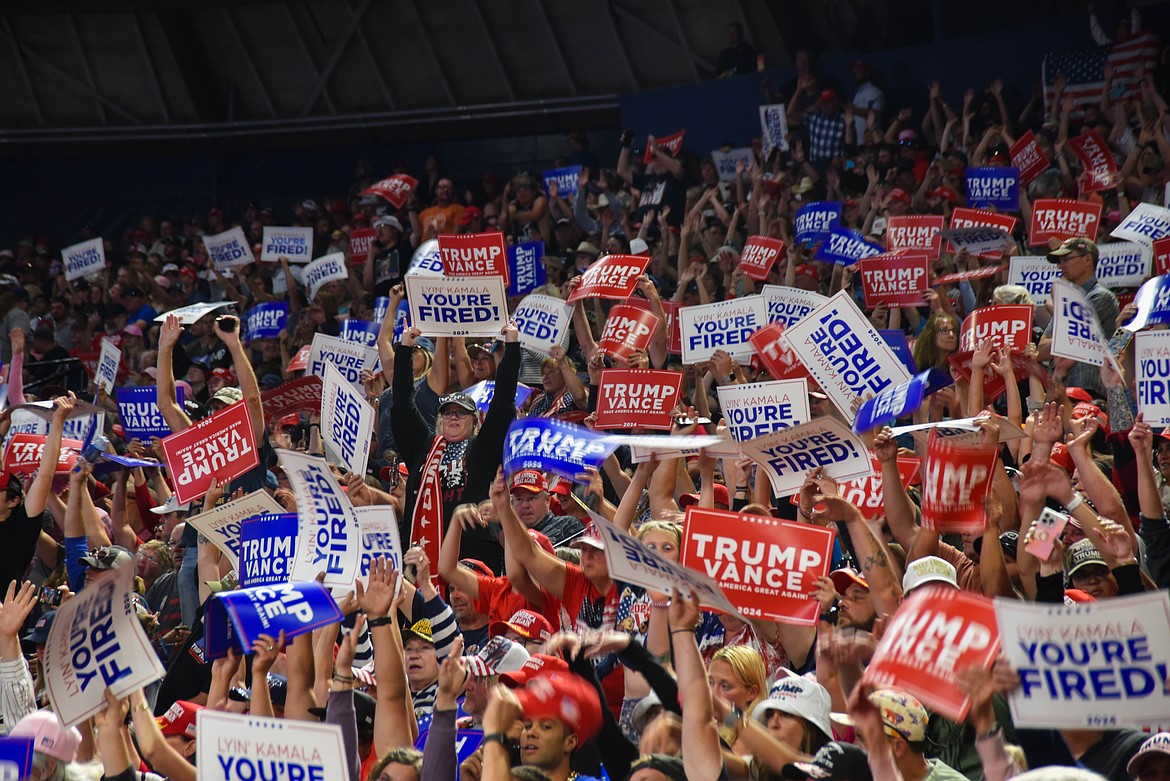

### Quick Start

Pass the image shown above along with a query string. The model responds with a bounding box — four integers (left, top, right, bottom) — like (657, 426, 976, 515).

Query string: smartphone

(216, 315, 238, 332)
(39, 587, 62, 608)
(1025, 507, 1069, 560)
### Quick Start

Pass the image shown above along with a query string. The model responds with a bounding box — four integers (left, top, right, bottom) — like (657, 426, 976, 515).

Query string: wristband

(1064, 494, 1085, 513)
(670, 628, 697, 635)
(366, 616, 394, 629)
(819, 608, 838, 625)
(482, 732, 510, 747)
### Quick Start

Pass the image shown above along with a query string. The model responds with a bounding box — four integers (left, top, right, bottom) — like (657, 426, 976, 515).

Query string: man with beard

(449, 558, 492, 652)
(828, 568, 876, 631)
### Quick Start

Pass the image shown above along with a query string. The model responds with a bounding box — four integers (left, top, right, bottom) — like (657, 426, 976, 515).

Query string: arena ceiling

(0, 0, 795, 150)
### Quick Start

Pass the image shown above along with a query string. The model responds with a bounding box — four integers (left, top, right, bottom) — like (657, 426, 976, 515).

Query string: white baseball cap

(902, 556, 959, 593)
(752, 675, 833, 741)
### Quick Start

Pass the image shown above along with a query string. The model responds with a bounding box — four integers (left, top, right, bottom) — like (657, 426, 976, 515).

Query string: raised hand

(355, 556, 398, 619)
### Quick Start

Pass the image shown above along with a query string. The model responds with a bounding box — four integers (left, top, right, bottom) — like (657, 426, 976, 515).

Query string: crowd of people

(1, 12, 1170, 781)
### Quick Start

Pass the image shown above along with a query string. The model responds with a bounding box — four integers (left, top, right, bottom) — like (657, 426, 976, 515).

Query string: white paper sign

(1008, 256, 1061, 305)
(781, 289, 912, 418)
(590, 511, 742, 618)
(407, 238, 445, 278)
(759, 103, 790, 159)
(197, 710, 348, 781)
(678, 295, 766, 364)
(939, 226, 1014, 255)
(717, 380, 810, 443)
(95, 338, 121, 395)
(710, 148, 754, 182)
(62, 238, 106, 281)
(153, 301, 234, 325)
(278, 449, 362, 589)
(204, 227, 253, 271)
(307, 333, 378, 387)
(741, 417, 873, 497)
(1112, 202, 1170, 247)
(761, 285, 829, 327)
(406, 275, 508, 338)
(304, 252, 349, 300)
(513, 294, 572, 356)
(186, 489, 288, 570)
(355, 505, 403, 585)
(995, 591, 1170, 728)
(1136, 330, 1170, 426)
(44, 563, 166, 726)
(260, 226, 314, 263)
(320, 362, 374, 475)
(1095, 241, 1152, 289)
(1050, 279, 1117, 370)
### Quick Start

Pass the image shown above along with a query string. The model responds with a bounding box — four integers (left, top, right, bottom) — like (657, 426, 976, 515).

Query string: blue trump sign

(204, 581, 342, 660)
(507, 241, 546, 297)
(794, 201, 841, 246)
(966, 166, 1020, 210)
(245, 301, 288, 342)
(116, 386, 184, 441)
(238, 513, 298, 588)
(503, 418, 615, 481)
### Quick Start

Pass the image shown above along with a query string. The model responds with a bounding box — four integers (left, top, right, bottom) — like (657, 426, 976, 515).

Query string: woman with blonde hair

(709, 644, 767, 752)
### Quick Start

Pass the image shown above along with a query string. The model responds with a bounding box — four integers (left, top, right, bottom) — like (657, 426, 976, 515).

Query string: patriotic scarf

(410, 436, 447, 579)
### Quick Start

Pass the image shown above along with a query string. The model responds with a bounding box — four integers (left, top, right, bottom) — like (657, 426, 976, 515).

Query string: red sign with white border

(160, 400, 260, 505)
(886, 216, 944, 259)
(921, 432, 998, 534)
(858, 253, 930, 308)
(863, 587, 1000, 722)
(261, 375, 323, 422)
(947, 208, 1018, 256)
(362, 174, 418, 208)
(348, 228, 377, 265)
(568, 255, 651, 303)
(597, 304, 660, 362)
(740, 236, 785, 281)
(1010, 130, 1050, 185)
(3, 434, 82, 475)
(958, 305, 1033, 353)
(438, 232, 509, 283)
(749, 322, 811, 381)
(594, 369, 682, 430)
(1029, 198, 1102, 246)
(789, 455, 920, 521)
(644, 129, 685, 164)
(1153, 236, 1170, 277)
(681, 506, 835, 626)
(1068, 132, 1118, 194)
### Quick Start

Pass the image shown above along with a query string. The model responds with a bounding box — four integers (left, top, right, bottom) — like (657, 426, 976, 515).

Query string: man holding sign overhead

(392, 321, 520, 575)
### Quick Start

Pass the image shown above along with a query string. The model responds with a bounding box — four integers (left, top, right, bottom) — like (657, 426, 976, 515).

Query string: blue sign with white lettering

(339, 319, 379, 348)
(115, 385, 185, 441)
(815, 225, 884, 266)
(373, 296, 391, 324)
(238, 513, 298, 588)
(542, 165, 583, 200)
(204, 581, 343, 660)
(966, 166, 1020, 210)
(879, 330, 918, 375)
(245, 301, 288, 343)
(507, 241, 547, 297)
(503, 418, 615, 481)
(853, 369, 951, 434)
(0, 737, 34, 780)
(794, 201, 841, 246)
(392, 300, 411, 345)
(464, 380, 535, 413)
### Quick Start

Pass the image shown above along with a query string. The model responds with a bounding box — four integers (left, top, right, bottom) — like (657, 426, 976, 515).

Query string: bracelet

(735, 486, 749, 493)
(1064, 494, 1085, 513)
(366, 616, 394, 629)
(650, 600, 670, 609)
(798, 506, 813, 521)
(309, 423, 320, 429)
(135, 702, 151, 713)
(670, 628, 697, 635)
(482, 732, 509, 747)
(332, 672, 355, 682)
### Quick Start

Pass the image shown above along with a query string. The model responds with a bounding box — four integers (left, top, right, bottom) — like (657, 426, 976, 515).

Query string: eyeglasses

(937, 327, 957, 334)
(440, 408, 472, 419)
(1057, 252, 1087, 264)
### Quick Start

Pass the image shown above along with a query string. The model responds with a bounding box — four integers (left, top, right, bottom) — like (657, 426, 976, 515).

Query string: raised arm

(156, 315, 193, 435)
(25, 393, 74, 518)
(376, 284, 405, 384)
(1129, 415, 1163, 521)
(871, 427, 919, 552)
(217, 315, 264, 440)
(669, 589, 722, 781)
(357, 558, 419, 753)
(493, 471, 567, 597)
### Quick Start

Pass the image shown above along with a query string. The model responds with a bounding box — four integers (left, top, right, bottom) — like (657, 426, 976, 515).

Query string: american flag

(1042, 31, 1158, 115)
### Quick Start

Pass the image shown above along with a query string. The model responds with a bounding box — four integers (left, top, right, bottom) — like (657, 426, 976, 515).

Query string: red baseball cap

(1065, 387, 1095, 404)
(511, 470, 549, 494)
(795, 263, 820, 280)
(513, 672, 604, 741)
(889, 188, 912, 205)
(528, 528, 555, 555)
(829, 567, 869, 595)
(500, 654, 571, 688)
(156, 700, 203, 739)
(1050, 442, 1074, 473)
(490, 609, 554, 642)
(279, 413, 300, 428)
(679, 483, 730, 509)
(1073, 401, 1110, 434)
